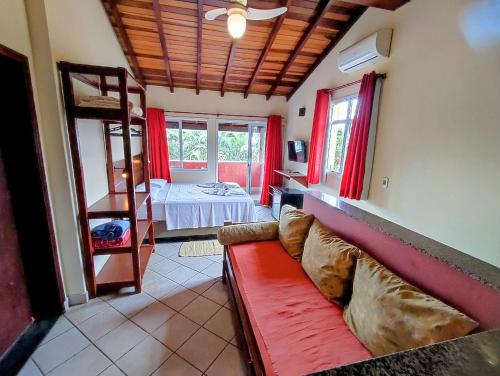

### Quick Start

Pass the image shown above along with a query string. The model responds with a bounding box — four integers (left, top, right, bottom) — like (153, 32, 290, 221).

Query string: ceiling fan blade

(205, 8, 227, 20)
(246, 7, 287, 21)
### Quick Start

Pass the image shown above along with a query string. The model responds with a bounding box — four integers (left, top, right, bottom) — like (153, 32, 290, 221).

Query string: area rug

(179, 239, 224, 257)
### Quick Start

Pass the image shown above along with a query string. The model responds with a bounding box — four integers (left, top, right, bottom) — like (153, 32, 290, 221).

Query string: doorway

(216, 120, 266, 201)
(0, 44, 64, 375)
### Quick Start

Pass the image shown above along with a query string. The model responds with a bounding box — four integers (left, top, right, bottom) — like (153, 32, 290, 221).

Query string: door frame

(0, 43, 65, 375)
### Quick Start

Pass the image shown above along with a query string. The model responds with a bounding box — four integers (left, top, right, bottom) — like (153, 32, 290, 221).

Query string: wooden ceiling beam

(104, 0, 145, 86)
(244, 0, 291, 98)
(221, 42, 237, 97)
(152, 0, 174, 92)
(196, 0, 203, 94)
(265, 0, 333, 99)
(286, 7, 366, 101)
(338, 0, 409, 11)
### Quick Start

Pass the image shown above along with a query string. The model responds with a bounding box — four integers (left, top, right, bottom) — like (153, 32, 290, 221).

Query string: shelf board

(95, 244, 154, 292)
(92, 220, 152, 255)
(274, 169, 308, 187)
(72, 106, 145, 125)
(88, 192, 149, 219)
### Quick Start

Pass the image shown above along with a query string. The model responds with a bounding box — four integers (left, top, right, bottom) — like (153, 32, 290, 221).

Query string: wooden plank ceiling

(101, 0, 408, 99)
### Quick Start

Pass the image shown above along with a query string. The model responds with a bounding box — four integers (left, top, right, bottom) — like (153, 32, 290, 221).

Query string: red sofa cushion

(228, 240, 372, 376)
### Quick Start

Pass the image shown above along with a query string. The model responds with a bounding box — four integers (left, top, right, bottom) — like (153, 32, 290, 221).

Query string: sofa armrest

(217, 221, 279, 246)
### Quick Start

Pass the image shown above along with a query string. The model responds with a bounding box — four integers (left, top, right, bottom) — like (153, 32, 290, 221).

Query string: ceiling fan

(205, 0, 288, 39)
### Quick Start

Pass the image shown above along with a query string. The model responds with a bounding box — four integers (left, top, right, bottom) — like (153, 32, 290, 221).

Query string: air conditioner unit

(338, 29, 393, 73)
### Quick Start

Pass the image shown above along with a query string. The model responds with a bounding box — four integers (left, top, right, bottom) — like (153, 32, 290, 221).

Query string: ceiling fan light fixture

(227, 8, 247, 38)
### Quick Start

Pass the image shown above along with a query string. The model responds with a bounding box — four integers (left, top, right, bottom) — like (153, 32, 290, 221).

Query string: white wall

(147, 86, 288, 183)
(286, 0, 500, 267)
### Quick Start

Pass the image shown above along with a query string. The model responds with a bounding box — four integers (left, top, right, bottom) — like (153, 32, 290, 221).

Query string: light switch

(382, 177, 389, 189)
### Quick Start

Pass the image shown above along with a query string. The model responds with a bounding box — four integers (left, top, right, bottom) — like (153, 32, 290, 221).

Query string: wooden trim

(221, 42, 237, 97)
(266, 0, 334, 99)
(286, 7, 367, 100)
(244, 0, 291, 99)
(196, 0, 203, 95)
(152, 0, 174, 92)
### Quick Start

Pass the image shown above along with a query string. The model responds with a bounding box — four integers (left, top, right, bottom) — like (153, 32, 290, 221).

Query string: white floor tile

(99, 365, 125, 376)
(17, 359, 42, 376)
(155, 243, 180, 258)
(131, 301, 175, 333)
(116, 336, 172, 376)
(177, 328, 227, 371)
(180, 296, 221, 325)
(182, 273, 218, 294)
(206, 344, 247, 376)
(107, 292, 156, 318)
(77, 305, 127, 341)
(148, 252, 166, 267)
(32, 328, 90, 373)
(46, 345, 111, 376)
(41, 316, 73, 345)
(94, 321, 148, 361)
(204, 255, 223, 263)
(202, 263, 223, 278)
(165, 265, 199, 284)
(152, 354, 201, 376)
(64, 299, 108, 325)
(202, 281, 229, 305)
(142, 272, 179, 299)
(160, 285, 198, 311)
(204, 307, 235, 341)
(152, 313, 199, 351)
(175, 256, 214, 272)
(149, 258, 182, 277)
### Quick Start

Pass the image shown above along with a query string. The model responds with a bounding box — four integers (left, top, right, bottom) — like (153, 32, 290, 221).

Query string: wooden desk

(274, 169, 308, 188)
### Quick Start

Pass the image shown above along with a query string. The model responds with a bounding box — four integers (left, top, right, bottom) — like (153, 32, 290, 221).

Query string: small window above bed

(166, 117, 208, 170)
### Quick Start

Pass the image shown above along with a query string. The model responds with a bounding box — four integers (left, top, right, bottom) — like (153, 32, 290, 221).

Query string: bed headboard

(112, 154, 144, 192)
(302, 192, 500, 330)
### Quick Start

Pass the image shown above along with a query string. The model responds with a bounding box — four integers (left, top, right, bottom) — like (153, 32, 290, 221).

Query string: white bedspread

(138, 183, 256, 230)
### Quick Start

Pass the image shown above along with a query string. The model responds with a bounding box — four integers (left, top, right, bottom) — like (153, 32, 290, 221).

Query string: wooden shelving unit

(274, 169, 309, 188)
(58, 62, 155, 297)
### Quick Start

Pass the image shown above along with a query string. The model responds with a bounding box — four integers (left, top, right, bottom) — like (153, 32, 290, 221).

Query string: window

(325, 96, 358, 174)
(166, 117, 208, 170)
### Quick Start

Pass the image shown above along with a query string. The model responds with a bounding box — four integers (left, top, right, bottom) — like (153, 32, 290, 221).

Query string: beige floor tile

(177, 328, 227, 371)
(165, 265, 199, 284)
(32, 328, 90, 373)
(142, 272, 179, 299)
(17, 359, 42, 376)
(160, 285, 198, 311)
(77, 305, 127, 341)
(94, 321, 148, 361)
(46, 345, 111, 376)
(182, 273, 218, 294)
(152, 354, 201, 376)
(206, 344, 247, 376)
(99, 365, 125, 376)
(175, 256, 214, 272)
(202, 281, 229, 305)
(152, 313, 199, 351)
(107, 292, 155, 318)
(180, 296, 221, 325)
(203, 307, 235, 341)
(116, 336, 172, 376)
(131, 301, 175, 333)
(149, 258, 182, 277)
(64, 298, 108, 325)
(202, 263, 223, 278)
(41, 316, 73, 345)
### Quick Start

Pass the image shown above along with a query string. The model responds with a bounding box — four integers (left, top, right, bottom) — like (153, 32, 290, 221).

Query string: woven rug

(179, 239, 224, 257)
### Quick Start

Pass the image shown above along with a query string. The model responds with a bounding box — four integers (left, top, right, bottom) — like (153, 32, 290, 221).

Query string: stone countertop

(310, 330, 500, 376)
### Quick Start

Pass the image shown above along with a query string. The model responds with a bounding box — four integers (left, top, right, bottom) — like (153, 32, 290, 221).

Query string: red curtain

(339, 71, 377, 200)
(260, 115, 283, 206)
(306, 89, 331, 185)
(146, 108, 172, 182)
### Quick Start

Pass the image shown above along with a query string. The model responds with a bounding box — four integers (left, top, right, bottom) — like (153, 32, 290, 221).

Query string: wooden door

(0, 152, 33, 355)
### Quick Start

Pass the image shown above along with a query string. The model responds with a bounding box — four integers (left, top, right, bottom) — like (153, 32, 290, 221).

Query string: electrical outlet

(382, 177, 389, 189)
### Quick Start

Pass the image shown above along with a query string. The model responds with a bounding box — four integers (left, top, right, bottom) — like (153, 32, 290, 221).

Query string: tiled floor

(18, 241, 247, 376)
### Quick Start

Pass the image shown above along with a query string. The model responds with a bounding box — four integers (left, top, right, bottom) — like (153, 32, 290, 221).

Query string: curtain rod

(328, 73, 387, 92)
(164, 110, 269, 120)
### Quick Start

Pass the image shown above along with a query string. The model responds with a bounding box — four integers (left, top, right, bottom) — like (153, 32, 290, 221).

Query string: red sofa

(222, 192, 500, 376)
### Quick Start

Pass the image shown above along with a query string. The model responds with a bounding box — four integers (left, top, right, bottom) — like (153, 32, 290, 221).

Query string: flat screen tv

(288, 140, 307, 162)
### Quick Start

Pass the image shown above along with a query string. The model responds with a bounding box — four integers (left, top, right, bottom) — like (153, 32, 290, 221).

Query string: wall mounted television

(288, 140, 307, 162)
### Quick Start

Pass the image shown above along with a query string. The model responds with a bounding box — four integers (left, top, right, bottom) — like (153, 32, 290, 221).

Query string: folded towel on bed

(92, 229, 130, 248)
(91, 220, 130, 240)
(197, 182, 239, 189)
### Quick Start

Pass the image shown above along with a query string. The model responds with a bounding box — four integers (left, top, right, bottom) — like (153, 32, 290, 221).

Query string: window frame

(166, 115, 209, 172)
(325, 94, 358, 176)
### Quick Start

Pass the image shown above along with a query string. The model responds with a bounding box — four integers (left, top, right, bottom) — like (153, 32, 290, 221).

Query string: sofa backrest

(302, 192, 500, 330)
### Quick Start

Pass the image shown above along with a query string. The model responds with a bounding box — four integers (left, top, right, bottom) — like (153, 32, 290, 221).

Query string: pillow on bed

(343, 253, 479, 357)
(150, 179, 169, 189)
(301, 220, 361, 306)
(279, 205, 314, 261)
(135, 183, 161, 201)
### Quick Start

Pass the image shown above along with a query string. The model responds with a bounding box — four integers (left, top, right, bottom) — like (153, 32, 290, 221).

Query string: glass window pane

(217, 127, 249, 162)
(326, 122, 346, 173)
(331, 101, 349, 121)
(166, 120, 180, 168)
(181, 120, 208, 170)
(349, 98, 358, 119)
